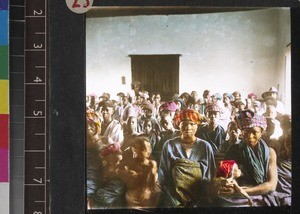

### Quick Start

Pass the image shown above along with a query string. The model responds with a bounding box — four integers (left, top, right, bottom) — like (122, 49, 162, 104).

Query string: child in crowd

(213, 160, 253, 206)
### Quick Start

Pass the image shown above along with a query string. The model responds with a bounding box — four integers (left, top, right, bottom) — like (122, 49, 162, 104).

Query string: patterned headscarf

(159, 101, 177, 113)
(86, 109, 101, 134)
(205, 104, 222, 114)
(216, 160, 236, 178)
(99, 143, 121, 157)
(174, 109, 204, 127)
(238, 109, 267, 130)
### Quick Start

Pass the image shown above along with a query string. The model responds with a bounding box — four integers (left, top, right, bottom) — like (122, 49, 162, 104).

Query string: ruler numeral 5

(33, 111, 43, 116)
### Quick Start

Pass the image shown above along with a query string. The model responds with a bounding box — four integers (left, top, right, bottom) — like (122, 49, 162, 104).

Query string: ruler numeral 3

(34, 44, 43, 49)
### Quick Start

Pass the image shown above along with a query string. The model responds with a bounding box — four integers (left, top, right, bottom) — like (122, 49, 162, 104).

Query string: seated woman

(269, 114, 291, 205)
(158, 109, 215, 207)
(118, 136, 161, 208)
(86, 110, 102, 209)
(220, 110, 278, 206)
(91, 141, 126, 209)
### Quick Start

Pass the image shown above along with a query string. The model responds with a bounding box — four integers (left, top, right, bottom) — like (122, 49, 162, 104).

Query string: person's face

(160, 113, 173, 131)
(128, 117, 138, 131)
(191, 91, 198, 99)
(270, 92, 277, 99)
(232, 163, 242, 179)
(87, 122, 97, 136)
(250, 95, 256, 102)
(118, 96, 124, 105)
(242, 127, 262, 147)
(143, 109, 152, 118)
(135, 95, 142, 104)
(203, 92, 211, 103)
(238, 104, 245, 111)
(144, 121, 152, 135)
(245, 98, 251, 106)
(223, 96, 230, 105)
(122, 97, 129, 106)
(175, 102, 182, 110)
(254, 105, 260, 113)
(228, 124, 240, 141)
(134, 141, 152, 159)
(153, 94, 161, 105)
(234, 94, 241, 101)
(266, 105, 277, 118)
(179, 120, 198, 140)
(101, 107, 114, 121)
(192, 104, 200, 111)
(208, 111, 220, 125)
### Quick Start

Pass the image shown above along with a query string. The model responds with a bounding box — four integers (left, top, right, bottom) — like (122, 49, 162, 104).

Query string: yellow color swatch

(0, 80, 9, 114)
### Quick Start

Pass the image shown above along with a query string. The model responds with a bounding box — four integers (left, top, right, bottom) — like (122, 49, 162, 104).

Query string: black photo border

(49, 1, 300, 213)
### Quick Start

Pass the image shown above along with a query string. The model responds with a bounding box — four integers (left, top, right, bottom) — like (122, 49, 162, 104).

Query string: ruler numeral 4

(72, 0, 90, 8)
(34, 76, 43, 83)
(33, 10, 43, 16)
(33, 178, 43, 184)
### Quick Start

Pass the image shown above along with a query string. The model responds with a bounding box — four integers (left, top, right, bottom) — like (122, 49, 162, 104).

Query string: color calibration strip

(0, 0, 9, 213)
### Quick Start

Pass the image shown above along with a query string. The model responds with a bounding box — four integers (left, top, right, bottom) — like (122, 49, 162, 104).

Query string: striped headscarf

(174, 109, 204, 127)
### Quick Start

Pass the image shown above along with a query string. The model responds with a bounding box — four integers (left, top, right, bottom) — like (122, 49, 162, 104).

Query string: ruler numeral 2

(33, 10, 43, 16)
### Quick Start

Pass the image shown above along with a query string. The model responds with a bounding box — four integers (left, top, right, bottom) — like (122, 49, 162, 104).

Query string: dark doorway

(129, 54, 180, 101)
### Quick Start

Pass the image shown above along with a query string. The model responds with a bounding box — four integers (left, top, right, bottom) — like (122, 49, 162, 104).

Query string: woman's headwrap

(216, 160, 236, 178)
(223, 93, 234, 101)
(238, 109, 267, 130)
(99, 143, 121, 157)
(205, 104, 222, 115)
(86, 109, 101, 134)
(174, 109, 204, 127)
(247, 93, 257, 99)
(159, 101, 177, 113)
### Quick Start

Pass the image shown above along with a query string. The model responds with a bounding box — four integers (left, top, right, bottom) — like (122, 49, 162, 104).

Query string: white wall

(86, 8, 290, 104)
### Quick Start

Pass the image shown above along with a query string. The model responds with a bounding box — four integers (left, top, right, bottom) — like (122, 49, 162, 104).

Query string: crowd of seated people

(86, 85, 291, 209)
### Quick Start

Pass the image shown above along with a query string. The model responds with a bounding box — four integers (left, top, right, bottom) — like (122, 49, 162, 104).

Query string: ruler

(9, 1, 25, 213)
(24, 0, 49, 213)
